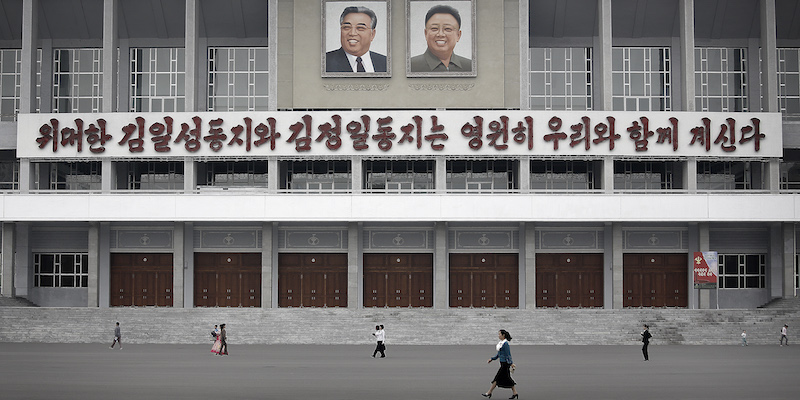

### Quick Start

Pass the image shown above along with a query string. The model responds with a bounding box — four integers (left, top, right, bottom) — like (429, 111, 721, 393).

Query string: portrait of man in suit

(324, 5, 388, 74)
(407, 0, 475, 77)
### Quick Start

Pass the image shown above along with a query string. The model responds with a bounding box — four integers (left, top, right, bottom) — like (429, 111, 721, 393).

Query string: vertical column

(184, 157, 196, 193)
(88, 223, 100, 307)
(351, 156, 362, 194)
(518, 156, 530, 193)
(102, 0, 119, 113)
(603, 222, 614, 308)
(185, 0, 200, 112)
(434, 221, 448, 309)
(685, 157, 697, 193)
(612, 222, 623, 308)
(268, 158, 279, 194)
(768, 159, 781, 193)
(101, 159, 115, 192)
(183, 222, 194, 307)
(594, 0, 613, 111)
(347, 222, 361, 309)
(261, 222, 274, 308)
(1, 223, 16, 297)
(271, 222, 279, 308)
(98, 222, 110, 307)
(19, 159, 32, 193)
(603, 157, 614, 193)
(679, 0, 695, 111)
(761, 0, 779, 112)
(268, 0, 278, 111)
(20, 0, 38, 114)
(518, 0, 530, 110)
(770, 223, 784, 300)
(784, 223, 797, 298)
(524, 222, 536, 309)
(173, 222, 185, 308)
(435, 156, 447, 194)
(698, 222, 710, 308)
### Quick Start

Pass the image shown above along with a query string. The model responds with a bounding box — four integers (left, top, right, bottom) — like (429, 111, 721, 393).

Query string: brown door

(110, 253, 173, 307)
(623, 254, 688, 308)
(449, 253, 519, 308)
(278, 253, 348, 307)
(194, 253, 261, 307)
(363, 254, 433, 308)
(536, 254, 604, 308)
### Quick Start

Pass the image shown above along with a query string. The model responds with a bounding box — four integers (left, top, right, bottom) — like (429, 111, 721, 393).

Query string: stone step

(0, 307, 798, 346)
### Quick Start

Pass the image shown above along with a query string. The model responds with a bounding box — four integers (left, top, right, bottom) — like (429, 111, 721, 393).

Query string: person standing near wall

(641, 324, 652, 361)
(109, 322, 122, 350)
(741, 330, 748, 346)
(482, 329, 518, 399)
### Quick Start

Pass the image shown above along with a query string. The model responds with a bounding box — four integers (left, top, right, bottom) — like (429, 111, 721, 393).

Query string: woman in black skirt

(482, 329, 518, 399)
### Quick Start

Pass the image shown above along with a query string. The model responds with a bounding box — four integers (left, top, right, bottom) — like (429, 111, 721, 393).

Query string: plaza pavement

(0, 342, 797, 399)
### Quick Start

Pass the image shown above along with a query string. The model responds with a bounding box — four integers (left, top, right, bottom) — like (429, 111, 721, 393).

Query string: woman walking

(211, 325, 222, 354)
(482, 329, 518, 399)
(218, 324, 228, 356)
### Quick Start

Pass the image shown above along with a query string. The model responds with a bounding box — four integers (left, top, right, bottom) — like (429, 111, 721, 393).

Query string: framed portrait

(322, 0, 391, 77)
(406, 0, 476, 77)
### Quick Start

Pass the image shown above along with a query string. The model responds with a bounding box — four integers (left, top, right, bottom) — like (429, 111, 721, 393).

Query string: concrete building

(0, 0, 798, 311)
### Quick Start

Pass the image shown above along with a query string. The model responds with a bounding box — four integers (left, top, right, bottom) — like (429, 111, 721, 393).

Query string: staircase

(0, 306, 798, 345)
(759, 296, 800, 309)
(0, 296, 38, 307)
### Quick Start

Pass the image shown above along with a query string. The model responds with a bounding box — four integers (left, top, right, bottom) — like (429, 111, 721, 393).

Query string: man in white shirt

(372, 325, 386, 358)
(325, 6, 387, 73)
(780, 324, 789, 346)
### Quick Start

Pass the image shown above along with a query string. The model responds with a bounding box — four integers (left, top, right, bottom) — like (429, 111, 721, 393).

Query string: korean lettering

(569, 116, 591, 151)
(347, 115, 371, 151)
(739, 118, 765, 151)
(204, 118, 226, 152)
(60, 119, 83, 153)
(119, 117, 146, 153)
(254, 118, 280, 150)
(37, 119, 59, 151)
(229, 117, 254, 151)
(655, 117, 679, 151)
(316, 115, 343, 150)
(372, 116, 395, 151)
(487, 116, 509, 150)
(714, 118, 737, 152)
(175, 116, 203, 152)
(461, 116, 483, 150)
(511, 116, 534, 150)
(287, 114, 313, 152)
(591, 116, 619, 150)
(85, 119, 110, 154)
(627, 117, 655, 152)
(149, 117, 173, 153)
(544, 116, 568, 150)
(399, 115, 447, 151)
(690, 117, 711, 151)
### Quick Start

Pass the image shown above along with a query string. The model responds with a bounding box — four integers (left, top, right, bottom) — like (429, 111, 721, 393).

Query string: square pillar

(88, 222, 100, 307)
(612, 222, 623, 308)
(173, 222, 185, 308)
(524, 222, 536, 309)
(20, 0, 38, 114)
(102, 0, 119, 113)
(783, 223, 796, 298)
(434, 221, 448, 309)
(1, 223, 16, 297)
(261, 222, 274, 308)
(594, 0, 613, 111)
(679, 0, 695, 111)
(347, 222, 362, 309)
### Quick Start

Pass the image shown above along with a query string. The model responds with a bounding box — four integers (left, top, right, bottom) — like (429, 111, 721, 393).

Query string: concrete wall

(27, 288, 88, 307)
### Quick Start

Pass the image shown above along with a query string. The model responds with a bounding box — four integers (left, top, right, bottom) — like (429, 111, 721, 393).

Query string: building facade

(0, 0, 798, 310)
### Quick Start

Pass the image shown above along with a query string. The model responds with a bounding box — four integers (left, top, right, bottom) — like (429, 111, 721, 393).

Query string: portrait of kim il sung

(323, 1, 391, 77)
(407, 0, 476, 77)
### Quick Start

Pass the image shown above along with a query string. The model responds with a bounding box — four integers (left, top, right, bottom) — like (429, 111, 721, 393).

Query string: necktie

(356, 57, 365, 72)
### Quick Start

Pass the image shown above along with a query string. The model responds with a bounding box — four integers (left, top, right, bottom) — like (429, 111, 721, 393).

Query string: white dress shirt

(345, 51, 376, 73)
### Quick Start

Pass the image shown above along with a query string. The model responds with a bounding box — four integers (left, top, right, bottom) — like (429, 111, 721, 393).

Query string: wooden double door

(110, 253, 173, 307)
(623, 254, 688, 308)
(536, 253, 604, 308)
(278, 253, 347, 307)
(449, 253, 519, 308)
(194, 253, 261, 307)
(364, 253, 433, 308)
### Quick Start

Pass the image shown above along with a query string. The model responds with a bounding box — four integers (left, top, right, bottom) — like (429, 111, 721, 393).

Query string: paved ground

(0, 342, 798, 400)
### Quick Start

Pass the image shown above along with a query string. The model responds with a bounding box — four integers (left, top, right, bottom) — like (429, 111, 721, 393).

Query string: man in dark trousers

(372, 325, 386, 358)
(109, 322, 122, 349)
(641, 324, 652, 361)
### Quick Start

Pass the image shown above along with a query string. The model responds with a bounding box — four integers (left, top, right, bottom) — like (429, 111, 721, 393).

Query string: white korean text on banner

(693, 251, 718, 289)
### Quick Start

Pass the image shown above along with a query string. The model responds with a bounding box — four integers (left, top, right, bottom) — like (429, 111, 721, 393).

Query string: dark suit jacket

(325, 47, 387, 73)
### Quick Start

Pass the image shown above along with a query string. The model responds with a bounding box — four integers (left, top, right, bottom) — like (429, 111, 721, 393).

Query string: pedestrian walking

(780, 324, 789, 346)
(641, 324, 652, 361)
(741, 330, 748, 346)
(211, 325, 218, 341)
(109, 322, 122, 349)
(211, 325, 222, 354)
(482, 329, 518, 399)
(218, 323, 228, 355)
(372, 325, 386, 358)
